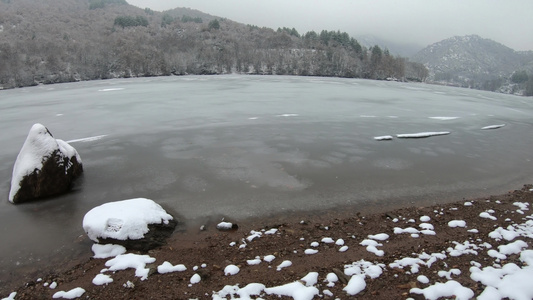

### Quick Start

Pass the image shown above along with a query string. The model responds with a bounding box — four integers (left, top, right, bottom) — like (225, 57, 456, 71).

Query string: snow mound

(92, 274, 113, 286)
(82, 198, 173, 242)
(157, 261, 187, 274)
(396, 131, 450, 138)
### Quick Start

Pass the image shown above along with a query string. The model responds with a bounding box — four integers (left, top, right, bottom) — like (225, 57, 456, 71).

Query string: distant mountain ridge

(412, 35, 533, 94)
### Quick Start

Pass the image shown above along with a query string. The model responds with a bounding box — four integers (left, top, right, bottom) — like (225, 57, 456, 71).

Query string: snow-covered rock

(82, 198, 176, 251)
(9, 124, 83, 203)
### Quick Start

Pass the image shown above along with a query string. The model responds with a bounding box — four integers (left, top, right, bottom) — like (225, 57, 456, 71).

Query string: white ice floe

(481, 124, 505, 130)
(83, 198, 173, 242)
(429, 117, 460, 120)
(224, 265, 240, 276)
(157, 261, 187, 274)
(339, 246, 349, 252)
(448, 220, 467, 228)
(464, 201, 473, 206)
(52, 287, 86, 299)
(410, 280, 474, 300)
(98, 88, 124, 92)
(104, 253, 156, 281)
(374, 135, 393, 141)
(66, 135, 107, 143)
(91, 244, 126, 259)
(92, 274, 113, 286)
(276, 114, 299, 117)
(396, 132, 450, 138)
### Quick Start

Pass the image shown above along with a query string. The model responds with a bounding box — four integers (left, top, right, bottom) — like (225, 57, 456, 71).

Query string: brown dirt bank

(3, 184, 533, 299)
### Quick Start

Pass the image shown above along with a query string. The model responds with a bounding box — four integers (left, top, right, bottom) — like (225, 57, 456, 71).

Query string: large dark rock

(97, 219, 178, 252)
(9, 124, 83, 204)
(83, 198, 177, 252)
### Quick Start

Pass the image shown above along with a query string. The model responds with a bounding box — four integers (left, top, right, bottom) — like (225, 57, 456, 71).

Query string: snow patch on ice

(66, 135, 107, 143)
(396, 132, 450, 138)
(374, 135, 393, 141)
(429, 117, 459, 120)
(482, 124, 505, 130)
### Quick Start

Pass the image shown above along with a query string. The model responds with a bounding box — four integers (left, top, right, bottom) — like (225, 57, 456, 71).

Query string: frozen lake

(1, 75, 532, 284)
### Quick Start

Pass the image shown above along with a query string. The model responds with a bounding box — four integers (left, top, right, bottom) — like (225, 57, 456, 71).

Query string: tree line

(0, 0, 428, 89)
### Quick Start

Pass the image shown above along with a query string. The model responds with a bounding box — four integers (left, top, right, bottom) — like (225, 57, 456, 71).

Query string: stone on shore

(9, 123, 83, 204)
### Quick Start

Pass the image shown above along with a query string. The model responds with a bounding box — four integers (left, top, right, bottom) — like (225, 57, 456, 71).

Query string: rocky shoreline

(2, 184, 533, 299)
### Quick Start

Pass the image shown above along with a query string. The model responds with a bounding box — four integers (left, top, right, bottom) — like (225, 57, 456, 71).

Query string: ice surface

(52, 287, 85, 299)
(83, 198, 173, 242)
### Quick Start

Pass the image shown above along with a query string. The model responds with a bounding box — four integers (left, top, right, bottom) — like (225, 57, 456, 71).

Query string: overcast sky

(126, 0, 533, 51)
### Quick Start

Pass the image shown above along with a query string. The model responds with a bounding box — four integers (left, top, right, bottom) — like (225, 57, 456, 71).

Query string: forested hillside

(412, 35, 533, 96)
(0, 0, 428, 89)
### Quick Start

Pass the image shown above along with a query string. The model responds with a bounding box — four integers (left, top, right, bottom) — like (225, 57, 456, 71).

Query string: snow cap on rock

(83, 198, 173, 242)
(9, 123, 83, 203)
